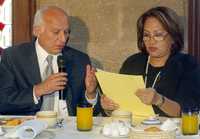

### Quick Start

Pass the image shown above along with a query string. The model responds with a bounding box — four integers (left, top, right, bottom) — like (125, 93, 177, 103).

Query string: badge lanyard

(144, 56, 161, 88)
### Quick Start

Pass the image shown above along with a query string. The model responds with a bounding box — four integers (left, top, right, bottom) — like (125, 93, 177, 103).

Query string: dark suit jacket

(0, 42, 101, 116)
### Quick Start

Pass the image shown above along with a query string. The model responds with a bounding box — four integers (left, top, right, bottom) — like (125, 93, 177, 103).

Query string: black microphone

(57, 55, 66, 100)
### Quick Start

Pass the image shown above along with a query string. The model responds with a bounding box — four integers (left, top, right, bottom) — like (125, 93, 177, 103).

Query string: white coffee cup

(36, 111, 57, 128)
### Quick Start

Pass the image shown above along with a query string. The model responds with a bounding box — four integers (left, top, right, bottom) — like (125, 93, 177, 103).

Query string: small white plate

(102, 133, 129, 138)
(142, 118, 161, 125)
(0, 116, 34, 129)
(178, 134, 200, 138)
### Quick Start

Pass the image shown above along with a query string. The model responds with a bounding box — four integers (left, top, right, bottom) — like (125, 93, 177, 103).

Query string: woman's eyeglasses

(143, 32, 168, 42)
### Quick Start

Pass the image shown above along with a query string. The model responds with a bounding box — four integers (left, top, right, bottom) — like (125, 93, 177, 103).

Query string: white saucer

(142, 118, 161, 125)
(102, 133, 129, 138)
(178, 134, 200, 138)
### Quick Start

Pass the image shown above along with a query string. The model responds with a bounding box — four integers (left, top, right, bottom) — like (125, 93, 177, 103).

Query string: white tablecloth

(1, 117, 200, 139)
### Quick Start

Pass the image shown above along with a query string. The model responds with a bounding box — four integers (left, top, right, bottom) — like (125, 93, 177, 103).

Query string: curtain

(188, 0, 200, 63)
(12, 0, 36, 45)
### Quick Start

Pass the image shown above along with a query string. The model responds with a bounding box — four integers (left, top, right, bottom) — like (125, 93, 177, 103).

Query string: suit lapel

(24, 43, 41, 85)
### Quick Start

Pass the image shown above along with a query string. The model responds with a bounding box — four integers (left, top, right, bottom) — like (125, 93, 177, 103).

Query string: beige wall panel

(37, 0, 187, 72)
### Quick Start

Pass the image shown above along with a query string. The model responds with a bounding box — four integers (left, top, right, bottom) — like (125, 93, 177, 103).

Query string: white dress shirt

(33, 40, 97, 113)
(33, 40, 60, 112)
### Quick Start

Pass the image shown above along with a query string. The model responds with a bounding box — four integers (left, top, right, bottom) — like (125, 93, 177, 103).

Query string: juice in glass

(77, 103, 93, 131)
(182, 107, 199, 135)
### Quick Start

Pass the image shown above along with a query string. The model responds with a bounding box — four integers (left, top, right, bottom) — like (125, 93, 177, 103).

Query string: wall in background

(37, 0, 187, 72)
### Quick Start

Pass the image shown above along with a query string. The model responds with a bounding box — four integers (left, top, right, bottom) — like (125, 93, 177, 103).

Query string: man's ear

(33, 26, 44, 37)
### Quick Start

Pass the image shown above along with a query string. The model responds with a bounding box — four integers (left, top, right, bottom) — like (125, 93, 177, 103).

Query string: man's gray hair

(33, 7, 48, 27)
(33, 6, 68, 27)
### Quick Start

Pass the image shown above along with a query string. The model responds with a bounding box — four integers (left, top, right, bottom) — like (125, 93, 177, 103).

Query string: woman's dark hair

(137, 6, 183, 54)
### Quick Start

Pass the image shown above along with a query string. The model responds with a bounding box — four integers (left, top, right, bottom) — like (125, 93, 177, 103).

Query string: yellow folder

(96, 69, 155, 118)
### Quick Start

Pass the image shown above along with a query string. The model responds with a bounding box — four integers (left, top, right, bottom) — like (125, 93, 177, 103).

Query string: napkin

(4, 119, 48, 139)
(160, 119, 178, 131)
(102, 121, 130, 137)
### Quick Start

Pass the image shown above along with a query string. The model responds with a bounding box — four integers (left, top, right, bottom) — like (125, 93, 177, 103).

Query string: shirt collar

(35, 39, 60, 64)
(35, 39, 49, 64)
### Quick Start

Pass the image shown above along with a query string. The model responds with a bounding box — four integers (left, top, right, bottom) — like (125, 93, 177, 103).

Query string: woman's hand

(135, 88, 161, 105)
(100, 95, 119, 111)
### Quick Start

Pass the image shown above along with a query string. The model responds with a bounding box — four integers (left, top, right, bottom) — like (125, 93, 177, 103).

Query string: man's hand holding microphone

(34, 55, 67, 98)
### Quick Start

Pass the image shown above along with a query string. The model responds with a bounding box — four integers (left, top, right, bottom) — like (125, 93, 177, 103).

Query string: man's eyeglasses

(143, 32, 168, 42)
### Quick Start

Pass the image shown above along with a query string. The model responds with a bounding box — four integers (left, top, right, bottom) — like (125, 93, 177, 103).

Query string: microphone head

(57, 55, 65, 69)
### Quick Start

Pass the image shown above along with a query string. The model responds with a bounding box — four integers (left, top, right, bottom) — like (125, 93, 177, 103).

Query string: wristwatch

(156, 95, 165, 107)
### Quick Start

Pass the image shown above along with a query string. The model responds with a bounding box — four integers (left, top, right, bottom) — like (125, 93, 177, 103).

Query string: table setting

(0, 109, 200, 139)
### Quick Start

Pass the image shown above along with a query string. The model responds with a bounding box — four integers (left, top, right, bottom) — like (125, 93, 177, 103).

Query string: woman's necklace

(144, 56, 161, 88)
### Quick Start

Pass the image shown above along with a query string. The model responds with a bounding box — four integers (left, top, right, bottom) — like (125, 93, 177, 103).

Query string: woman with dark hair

(101, 6, 200, 117)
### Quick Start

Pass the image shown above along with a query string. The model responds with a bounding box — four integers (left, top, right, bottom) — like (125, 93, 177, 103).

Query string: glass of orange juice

(182, 107, 199, 135)
(77, 102, 93, 131)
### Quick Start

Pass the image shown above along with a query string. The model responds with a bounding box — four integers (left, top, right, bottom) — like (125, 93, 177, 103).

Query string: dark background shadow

(67, 16, 103, 69)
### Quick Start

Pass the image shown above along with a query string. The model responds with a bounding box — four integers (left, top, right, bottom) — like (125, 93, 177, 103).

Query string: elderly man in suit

(0, 6, 101, 116)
